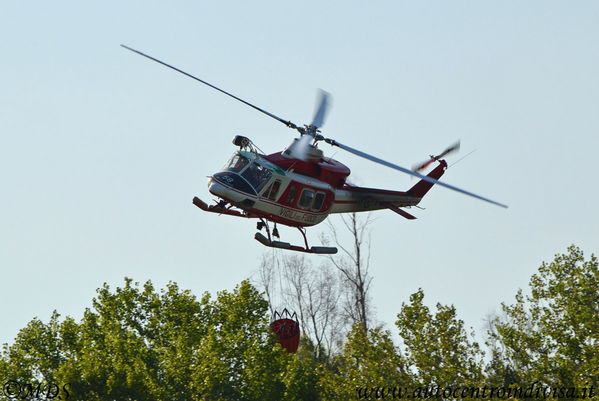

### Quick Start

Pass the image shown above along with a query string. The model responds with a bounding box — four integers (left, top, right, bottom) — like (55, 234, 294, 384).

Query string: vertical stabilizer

(407, 160, 447, 198)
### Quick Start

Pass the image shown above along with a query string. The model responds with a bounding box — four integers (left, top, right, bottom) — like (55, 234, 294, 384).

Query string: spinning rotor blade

(323, 138, 508, 208)
(412, 159, 436, 173)
(121, 45, 300, 131)
(438, 141, 461, 158)
(286, 90, 330, 160)
(413, 141, 461, 173)
(310, 89, 330, 129)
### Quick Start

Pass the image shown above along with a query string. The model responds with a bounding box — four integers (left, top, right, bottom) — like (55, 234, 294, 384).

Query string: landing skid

(193, 197, 337, 254)
(255, 219, 337, 254)
(254, 233, 337, 254)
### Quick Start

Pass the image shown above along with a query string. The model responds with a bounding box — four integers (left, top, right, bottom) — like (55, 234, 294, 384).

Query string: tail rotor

(412, 141, 461, 173)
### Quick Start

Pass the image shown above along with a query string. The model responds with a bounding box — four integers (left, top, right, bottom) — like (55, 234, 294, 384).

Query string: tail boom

(330, 160, 448, 215)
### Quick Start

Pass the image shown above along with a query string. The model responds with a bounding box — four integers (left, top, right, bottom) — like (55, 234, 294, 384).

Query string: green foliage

(280, 338, 323, 401)
(488, 245, 599, 390)
(1, 279, 291, 400)
(321, 324, 411, 399)
(0, 311, 66, 383)
(396, 288, 485, 388)
(2, 245, 597, 400)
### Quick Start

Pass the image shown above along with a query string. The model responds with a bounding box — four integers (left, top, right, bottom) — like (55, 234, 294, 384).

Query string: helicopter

(122, 45, 507, 255)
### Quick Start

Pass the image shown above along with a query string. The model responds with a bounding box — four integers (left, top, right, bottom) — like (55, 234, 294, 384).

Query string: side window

(298, 189, 315, 209)
(312, 192, 325, 211)
(262, 182, 272, 196)
(286, 186, 298, 205)
(269, 180, 281, 200)
(262, 179, 282, 200)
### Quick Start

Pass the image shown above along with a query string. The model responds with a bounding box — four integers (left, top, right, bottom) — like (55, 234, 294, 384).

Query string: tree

(395, 289, 485, 389)
(6, 246, 596, 400)
(0, 311, 70, 384)
(1, 279, 292, 400)
(280, 338, 323, 401)
(488, 245, 599, 392)
(321, 324, 412, 400)
(325, 212, 374, 332)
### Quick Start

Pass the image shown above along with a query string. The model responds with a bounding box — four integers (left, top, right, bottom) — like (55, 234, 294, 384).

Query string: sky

(1, 1, 598, 347)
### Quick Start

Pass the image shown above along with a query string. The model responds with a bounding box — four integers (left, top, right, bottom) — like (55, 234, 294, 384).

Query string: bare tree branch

(255, 251, 346, 359)
(325, 212, 374, 333)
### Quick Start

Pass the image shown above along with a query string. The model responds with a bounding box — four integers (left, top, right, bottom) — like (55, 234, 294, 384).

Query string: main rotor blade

(121, 45, 299, 130)
(311, 89, 330, 129)
(324, 139, 508, 208)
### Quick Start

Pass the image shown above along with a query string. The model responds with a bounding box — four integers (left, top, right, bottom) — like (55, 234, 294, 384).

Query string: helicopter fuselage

(206, 145, 446, 228)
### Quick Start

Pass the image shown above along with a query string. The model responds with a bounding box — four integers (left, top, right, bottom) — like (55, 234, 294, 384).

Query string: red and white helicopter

(123, 45, 507, 254)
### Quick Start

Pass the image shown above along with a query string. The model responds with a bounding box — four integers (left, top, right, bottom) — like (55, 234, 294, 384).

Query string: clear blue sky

(1, 1, 598, 346)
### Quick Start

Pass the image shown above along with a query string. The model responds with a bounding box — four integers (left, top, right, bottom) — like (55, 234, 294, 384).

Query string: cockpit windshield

(241, 162, 272, 192)
(224, 153, 250, 173)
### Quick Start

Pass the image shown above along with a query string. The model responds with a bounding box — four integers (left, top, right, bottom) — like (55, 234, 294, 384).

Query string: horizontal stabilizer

(382, 202, 417, 220)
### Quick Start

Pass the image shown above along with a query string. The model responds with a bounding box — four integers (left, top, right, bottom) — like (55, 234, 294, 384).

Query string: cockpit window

(241, 162, 272, 192)
(224, 154, 250, 173)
